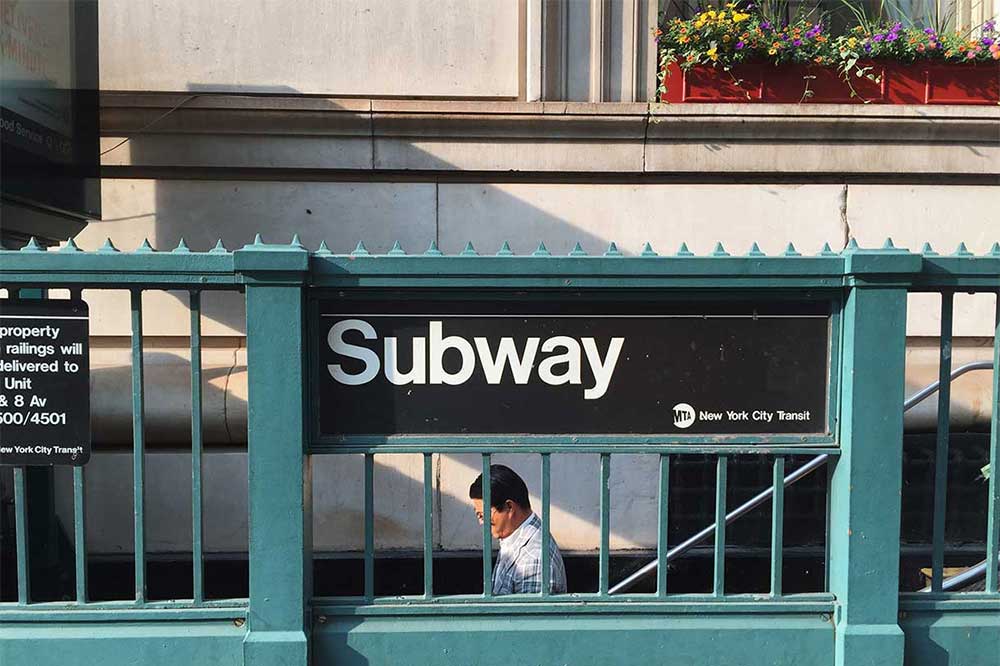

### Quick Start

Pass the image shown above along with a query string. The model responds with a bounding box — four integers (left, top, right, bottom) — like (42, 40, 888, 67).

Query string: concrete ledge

(100, 94, 1000, 175)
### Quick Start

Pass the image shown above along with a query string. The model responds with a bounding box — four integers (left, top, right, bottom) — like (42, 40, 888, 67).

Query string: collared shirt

(492, 512, 567, 595)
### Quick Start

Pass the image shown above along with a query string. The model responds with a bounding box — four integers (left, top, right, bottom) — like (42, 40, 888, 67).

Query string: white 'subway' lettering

(328, 319, 624, 400)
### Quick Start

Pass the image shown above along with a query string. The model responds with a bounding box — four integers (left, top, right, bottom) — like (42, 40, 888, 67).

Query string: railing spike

(819, 242, 837, 256)
(497, 241, 514, 256)
(882, 237, 896, 249)
(676, 242, 694, 257)
(351, 241, 370, 256)
(98, 238, 119, 253)
(845, 238, 860, 252)
(173, 238, 191, 253)
(569, 242, 587, 256)
(424, 240, 443, 256)
(640, 242, 658, 257)
(21, 237, 45, 252)
(921, 242, 938, 256)
(135, 239, 155, 253)
(604, 241, 622, 257)
(253, 233, 264, 245)
(210, 239, 229, 254)
(387, 240, 406, 256)
(747, 242, 765, 257)
(315, 240, 332, 256)
(533, 242, 551, 257)
(711, 242, 729, 257)
(60, 238, 82, 253)
(954, 242, 973, 256)
(460, 241, 478, 256)
(290, 234, 304, 248)
(783, 242, 801, 257)
(990, 242, 1000, 257)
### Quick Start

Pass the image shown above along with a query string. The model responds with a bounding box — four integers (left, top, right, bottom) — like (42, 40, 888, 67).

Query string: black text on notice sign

(0, 300, 91, 465)
(315, 299, 831, 437)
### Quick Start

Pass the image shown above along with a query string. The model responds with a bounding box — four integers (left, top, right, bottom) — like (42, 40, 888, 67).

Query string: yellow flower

(723, 34, 731, 42)
(768, 48, 777, 55)
(717, 11, 726, 20)
(733, 12, 750, 22)
(847, 37, 857, 47)
(679, 35, 689, 43)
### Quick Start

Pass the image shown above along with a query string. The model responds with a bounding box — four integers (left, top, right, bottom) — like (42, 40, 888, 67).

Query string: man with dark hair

(469, 464, 567, 595)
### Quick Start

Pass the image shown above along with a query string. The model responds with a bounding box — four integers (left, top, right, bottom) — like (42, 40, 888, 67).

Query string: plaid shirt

(492, 513, 567, 595)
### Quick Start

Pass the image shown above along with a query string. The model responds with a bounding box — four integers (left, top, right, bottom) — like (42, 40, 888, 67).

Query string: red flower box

(661, 61, 1000, 104)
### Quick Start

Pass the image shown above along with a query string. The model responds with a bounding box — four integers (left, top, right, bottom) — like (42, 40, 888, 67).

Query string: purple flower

(761, 20, 771, 29)
(984, 20, 995, 32)
(864, 43, 873, 52)
(873, 33, 884, 42)
(983, 37, 995, 46)
(735, 41, 745, 49)
(886, 32, 898, 41)
(923, 27, 936, 35)
(891, 22, 902, 31)
(793, 38, 802, 46)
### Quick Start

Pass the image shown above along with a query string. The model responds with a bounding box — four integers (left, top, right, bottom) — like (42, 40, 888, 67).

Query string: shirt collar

(499, 512, 539, 551)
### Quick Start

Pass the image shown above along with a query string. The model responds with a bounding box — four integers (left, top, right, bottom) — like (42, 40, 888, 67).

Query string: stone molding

(101, 93, 1000, 174)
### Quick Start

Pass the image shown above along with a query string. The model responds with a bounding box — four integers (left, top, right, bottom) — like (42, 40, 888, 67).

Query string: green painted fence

(0, 237, 998, 666)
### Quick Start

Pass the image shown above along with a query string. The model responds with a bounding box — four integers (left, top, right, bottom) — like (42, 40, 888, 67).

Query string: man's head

(469, 464, 532, 539)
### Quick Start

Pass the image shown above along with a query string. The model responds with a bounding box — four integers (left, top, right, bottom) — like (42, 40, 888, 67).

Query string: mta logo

(672, 403, 696, 429)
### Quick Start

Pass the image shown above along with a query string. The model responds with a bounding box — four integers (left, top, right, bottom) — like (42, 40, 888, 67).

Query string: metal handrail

(609, 360, 995, 595)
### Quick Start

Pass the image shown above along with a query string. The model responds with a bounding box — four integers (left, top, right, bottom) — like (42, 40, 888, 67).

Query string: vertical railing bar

(541, 453, 551, 597)
(73, 466, 87, 603)
(13, 467, 30, 604)
(130, 288, 146, 604)
(481, 453, 492, 598)
(986, 294, 1000, 593)
(931, 291, 954, 592)
(599, 453, 611, 596)
(190, 291, 204, 604)
(364, 453, 375, 601)
(422, 452, 434, 600)
(714, 455, 728, 597)
(824, 461, 833, 592)
(770, 457, 785, 597)
(657, 454, 670, 598)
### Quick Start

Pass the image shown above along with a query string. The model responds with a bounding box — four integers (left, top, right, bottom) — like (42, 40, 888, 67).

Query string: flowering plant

(658, 4, 999, 95)
(831, 20, 999, 65)
(658, 4, 836, 69)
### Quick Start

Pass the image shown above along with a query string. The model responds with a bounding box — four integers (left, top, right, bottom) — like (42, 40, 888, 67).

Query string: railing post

(830, 243, 920, 666)
(235, 237, 310, 666)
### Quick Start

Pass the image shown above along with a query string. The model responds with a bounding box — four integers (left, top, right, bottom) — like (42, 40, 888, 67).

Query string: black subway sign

(315, 299, 831, 437)
(0, 300, 90, 465)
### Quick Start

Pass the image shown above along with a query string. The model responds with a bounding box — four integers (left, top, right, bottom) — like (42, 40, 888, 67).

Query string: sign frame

(0, 297, 91, 466)
(307, 288, 842, 448)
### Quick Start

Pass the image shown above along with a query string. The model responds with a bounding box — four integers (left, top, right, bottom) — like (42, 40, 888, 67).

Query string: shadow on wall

(79, 83, 856, 563)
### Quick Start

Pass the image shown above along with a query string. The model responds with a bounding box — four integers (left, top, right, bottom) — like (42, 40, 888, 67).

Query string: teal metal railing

(0, 240, 247, 615)
(2, 237, 999, 666)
